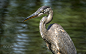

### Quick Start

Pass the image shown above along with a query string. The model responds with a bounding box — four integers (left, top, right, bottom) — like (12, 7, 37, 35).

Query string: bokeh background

(0, 0, 86, 54)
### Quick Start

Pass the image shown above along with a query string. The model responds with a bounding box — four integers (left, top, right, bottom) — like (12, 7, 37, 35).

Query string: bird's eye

(40, 10, 44, 13)
(38, 10, 44, 14)
(41, 10, 43, 12)
(38, 12, 40, 14)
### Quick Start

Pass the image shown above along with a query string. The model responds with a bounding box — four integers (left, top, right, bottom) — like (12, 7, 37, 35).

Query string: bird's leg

(46, 43, 49, 49)
(57, 52, 61, 54)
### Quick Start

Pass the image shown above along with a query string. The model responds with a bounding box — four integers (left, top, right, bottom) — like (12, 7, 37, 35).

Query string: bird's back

(47, 23, 77, 54)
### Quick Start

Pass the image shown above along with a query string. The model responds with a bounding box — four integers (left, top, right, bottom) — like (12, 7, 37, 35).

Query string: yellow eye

(41, 10, 43, 12)
(38, 12, 40, 13)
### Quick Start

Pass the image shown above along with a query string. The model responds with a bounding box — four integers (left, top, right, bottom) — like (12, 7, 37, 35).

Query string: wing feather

(54, 24, 76, 54)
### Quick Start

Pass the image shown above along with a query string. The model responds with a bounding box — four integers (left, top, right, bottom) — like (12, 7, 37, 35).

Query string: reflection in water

(12, 24, 29, 54)
(0, 0, 86, 54)
(42, 0, 51, 6)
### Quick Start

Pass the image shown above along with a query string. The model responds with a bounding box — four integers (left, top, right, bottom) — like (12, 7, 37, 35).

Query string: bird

(23, 6, 77, 54)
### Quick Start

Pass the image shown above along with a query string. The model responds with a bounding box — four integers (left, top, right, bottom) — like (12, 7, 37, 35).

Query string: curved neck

(39, 9, 53, 38)
(46, 9, 53, 24)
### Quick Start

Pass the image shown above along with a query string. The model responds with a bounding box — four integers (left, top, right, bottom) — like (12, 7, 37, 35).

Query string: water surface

(0, 0, 86, 54)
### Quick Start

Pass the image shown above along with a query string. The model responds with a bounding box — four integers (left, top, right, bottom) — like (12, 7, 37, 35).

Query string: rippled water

(0, 0, 86, 54)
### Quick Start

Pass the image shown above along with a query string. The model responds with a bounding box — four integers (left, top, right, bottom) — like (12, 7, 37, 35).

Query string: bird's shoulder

(47, 23, 64, 31)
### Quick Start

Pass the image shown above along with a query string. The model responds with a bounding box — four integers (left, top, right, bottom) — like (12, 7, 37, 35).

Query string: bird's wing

(54, 27, 76, 54)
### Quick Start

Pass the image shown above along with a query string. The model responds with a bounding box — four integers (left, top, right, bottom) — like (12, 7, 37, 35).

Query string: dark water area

(0, 0, 86, 54)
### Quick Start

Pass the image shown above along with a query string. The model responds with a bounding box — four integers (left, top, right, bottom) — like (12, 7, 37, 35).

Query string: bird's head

(23, 6, 51, 22)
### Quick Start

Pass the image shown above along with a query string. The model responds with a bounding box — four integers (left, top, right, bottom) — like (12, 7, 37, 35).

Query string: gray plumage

(23, 6, 77, 54)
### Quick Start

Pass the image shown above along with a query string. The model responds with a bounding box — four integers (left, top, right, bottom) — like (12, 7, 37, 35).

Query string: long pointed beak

(23, 13, 38, 22)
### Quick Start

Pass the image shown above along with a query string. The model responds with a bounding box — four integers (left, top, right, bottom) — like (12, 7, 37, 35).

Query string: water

(0, 0, 86, 54)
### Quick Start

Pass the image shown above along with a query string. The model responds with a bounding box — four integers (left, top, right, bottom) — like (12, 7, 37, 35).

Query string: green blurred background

(0, 0, 86, 54)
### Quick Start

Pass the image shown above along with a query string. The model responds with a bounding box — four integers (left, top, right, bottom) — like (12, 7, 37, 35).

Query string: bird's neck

(39, 9, 53, 38)
(46, 9, 53, 24)
(39, 18, 47, 39)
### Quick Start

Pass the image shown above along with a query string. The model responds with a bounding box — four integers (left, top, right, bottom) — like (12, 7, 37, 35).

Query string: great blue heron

(23, 6, 77, 54)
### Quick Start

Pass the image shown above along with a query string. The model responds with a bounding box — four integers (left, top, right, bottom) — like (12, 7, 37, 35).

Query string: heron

(23, 6, 77, 54)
